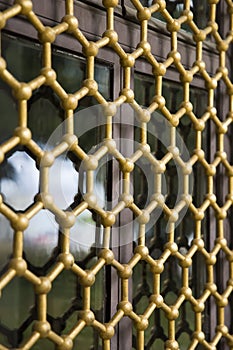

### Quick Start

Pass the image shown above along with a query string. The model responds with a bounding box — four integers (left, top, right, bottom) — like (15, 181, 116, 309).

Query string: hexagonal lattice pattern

(0, 0, 233, 349)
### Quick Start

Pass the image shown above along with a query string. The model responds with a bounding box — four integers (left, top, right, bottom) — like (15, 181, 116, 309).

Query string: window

(0, 1, 232, 349)
(133, 74, 209, 348)
(0, 32, 112, 349)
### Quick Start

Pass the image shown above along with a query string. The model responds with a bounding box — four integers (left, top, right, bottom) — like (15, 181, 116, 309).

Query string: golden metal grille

(0, 0, 233, 349)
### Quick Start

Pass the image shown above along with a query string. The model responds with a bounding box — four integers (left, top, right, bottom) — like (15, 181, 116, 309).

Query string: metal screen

(0, 0, 233, 349)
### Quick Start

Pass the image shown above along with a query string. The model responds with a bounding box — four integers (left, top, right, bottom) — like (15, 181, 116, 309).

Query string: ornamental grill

(0, 0, 232, 349)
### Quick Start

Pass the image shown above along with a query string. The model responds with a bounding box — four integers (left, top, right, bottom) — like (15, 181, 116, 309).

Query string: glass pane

(133, 73, 208, 348)
(129, 0, 209, 30)
(0, 82, 18, 143)
(53, 50, 111, 99)
(0, 33, 112, 349)
(1, 34, 41, 81)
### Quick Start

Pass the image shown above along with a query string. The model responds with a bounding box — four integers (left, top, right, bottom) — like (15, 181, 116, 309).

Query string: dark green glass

(0, 33, 111, 349)
(133, 72, 208, 349)
(137, 0, 209, 30)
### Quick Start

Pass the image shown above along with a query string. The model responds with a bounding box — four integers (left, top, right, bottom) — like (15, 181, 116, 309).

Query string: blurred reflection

(139, 0, 209, 29)
(0, 33, 111, 349)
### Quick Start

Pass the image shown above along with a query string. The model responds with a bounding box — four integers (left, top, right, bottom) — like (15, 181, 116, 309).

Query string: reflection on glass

(0, 82, 18, 143)
(138, 0, 209, 30)
(53, 49, 111, 98)
(0, 33, 111, 349)
(133, 73, 208, 348)
(1, 35, 41, 82)
(0, 151, 39, 210)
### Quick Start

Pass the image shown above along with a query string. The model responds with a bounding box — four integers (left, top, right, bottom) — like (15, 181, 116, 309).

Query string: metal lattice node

(0, 0, 233, 349)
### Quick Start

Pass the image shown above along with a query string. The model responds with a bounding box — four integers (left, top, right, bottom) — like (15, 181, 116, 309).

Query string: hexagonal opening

(176, 211, 195, 250)
(177, 332, 192, 350)
(133, 261, 153, 307)
(190, 250, 206, 299)
(70, 209, 104, 256)
(47, 270, 77, 319)
(133, 156, 160, 210)
(28, 86, 63, 147)
(73, 103, 106, 154)
(24, 209, 58, 267)
(74, 325, 102, 349)
(0, 214, 13, 270)
(161, 256, 182, 295)
(0, 81, 17, 143)
(213, 163, 230, 207)
(0, 276, 34, 346)
(214, 248, 231, 294)
(46, 260, 105, 336)
(0, 150, 39, 211)
(1, 33, 41, 82)
(192, 161, 207, 207)
(174, 302, 195, 344)
(53, 49, 112, 99)
(47, 153, 78, 210)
